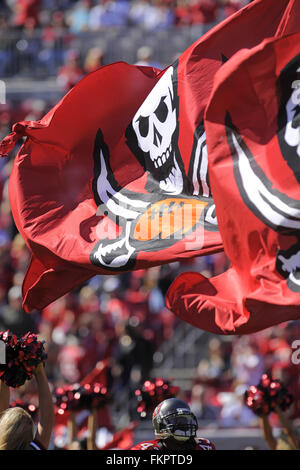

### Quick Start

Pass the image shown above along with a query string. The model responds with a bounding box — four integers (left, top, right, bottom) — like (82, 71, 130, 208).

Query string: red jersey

(131, 437, 215, 450)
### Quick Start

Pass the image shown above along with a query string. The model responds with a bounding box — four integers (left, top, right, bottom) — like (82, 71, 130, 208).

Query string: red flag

(99, 422, 138, 450)
(4, 60, 223, 313)
(4, 64, 160, 312)
(2, 0, 296, 312)
(166, 31, 300, 334)
(275, 0, 300, 37)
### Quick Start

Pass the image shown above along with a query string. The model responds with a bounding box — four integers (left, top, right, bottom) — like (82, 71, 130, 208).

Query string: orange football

(133, 198, 207, 242)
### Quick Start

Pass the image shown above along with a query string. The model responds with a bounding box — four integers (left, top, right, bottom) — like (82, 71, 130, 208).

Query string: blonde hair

(0, 407, 34, 450)
(276, 436, 294, 450)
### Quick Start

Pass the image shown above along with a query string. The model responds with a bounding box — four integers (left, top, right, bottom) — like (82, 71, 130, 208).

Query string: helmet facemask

(155, 411, 198, 442)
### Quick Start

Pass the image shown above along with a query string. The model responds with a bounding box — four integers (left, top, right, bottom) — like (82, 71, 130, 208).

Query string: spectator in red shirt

(57, 50, 84, 92)
(13, 0, 41, 28)
(221, 0, 248, 19)
(175, 0, 192, 26)
(190, 0, 219, 25)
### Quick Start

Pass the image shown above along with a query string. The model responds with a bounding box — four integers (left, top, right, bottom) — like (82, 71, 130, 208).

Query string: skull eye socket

(155, 96, 168, 122)
(137, 115, 149, 137)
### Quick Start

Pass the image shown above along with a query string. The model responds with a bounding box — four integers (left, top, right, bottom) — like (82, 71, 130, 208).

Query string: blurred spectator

(13, 0, 41, 28)
(175, 0, 219, 29)
(67, 0, 91, 33)
(189, 384, 219, 423)
(220, 0, 249, 19)
(231, 337, 264, 387)
(190, 0, 219, 26)
(114, 319, 154, 388)
(57, 335, 85, 383)
(83, 46, 104, 74)
(218, 384, 257, 428)
(0, 285, 37, 336)
(0, 17, 13, 76)
(174, 0, 191, 26)
(38, 11, 69, 76)
(88, 0, 107, 30)
(57, 49, 84, 91)
(88, 0, 130, 30)
(194, 337, 231, 388)
(129, 0, 174, 30)
(22, 98, 47, 120)
(135, 45, 161, 69)
(101, 276, 130, 324)
(128, 0, 153, 28)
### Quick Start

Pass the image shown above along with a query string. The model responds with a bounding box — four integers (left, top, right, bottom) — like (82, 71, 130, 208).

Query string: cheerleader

(0, 363, 54, 450)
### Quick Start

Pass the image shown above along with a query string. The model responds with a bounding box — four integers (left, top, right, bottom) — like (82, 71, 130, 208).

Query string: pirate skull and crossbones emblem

(126, 65, 185, 195)
(90, 63, 217, 270)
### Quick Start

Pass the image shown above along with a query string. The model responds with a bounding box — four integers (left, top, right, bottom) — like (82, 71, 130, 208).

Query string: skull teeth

(159, 157, 183, 194)
(153, 144, 172, 168)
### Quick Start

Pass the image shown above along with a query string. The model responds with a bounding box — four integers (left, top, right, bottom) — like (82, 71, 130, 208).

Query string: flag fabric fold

(166, 31, 300, 334)
(3, 0, 299, 314)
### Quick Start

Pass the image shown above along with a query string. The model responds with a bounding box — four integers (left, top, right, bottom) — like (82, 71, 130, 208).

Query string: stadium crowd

(0, 0, 299, 451)
(0, 0, 252, 79)
(1, 0, 251, 31)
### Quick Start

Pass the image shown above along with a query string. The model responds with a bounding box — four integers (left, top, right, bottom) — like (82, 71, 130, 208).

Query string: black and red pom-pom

(135, 378, 180, 419)
(0, 330, 47, 388)
(244, 374, 294, 416)
(54, 382, 110, 415)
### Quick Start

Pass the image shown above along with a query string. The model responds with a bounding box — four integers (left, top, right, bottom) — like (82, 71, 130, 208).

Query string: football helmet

(152, 398, 198, 441)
